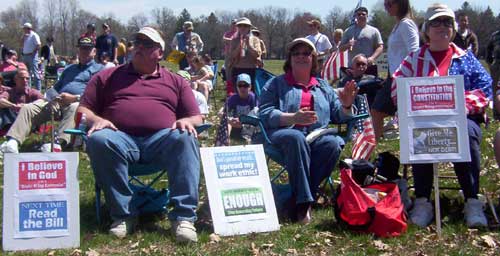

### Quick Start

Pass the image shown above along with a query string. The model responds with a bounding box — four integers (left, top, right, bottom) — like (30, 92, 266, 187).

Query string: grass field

(1, 59, 500, 255)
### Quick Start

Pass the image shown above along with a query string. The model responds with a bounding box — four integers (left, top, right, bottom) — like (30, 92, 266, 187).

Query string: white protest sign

(376, 52, 388, 73)
(397, 75, 470, 164)
(3, 153, 80, 251)
(200, 145, 280, 236)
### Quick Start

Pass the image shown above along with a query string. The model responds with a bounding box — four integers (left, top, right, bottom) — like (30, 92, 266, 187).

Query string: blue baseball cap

(236, 73, 251, 85)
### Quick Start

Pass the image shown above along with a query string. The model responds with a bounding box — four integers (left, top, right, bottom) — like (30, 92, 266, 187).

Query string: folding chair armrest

(195, 123, 212, 134)
(239, 114, 261, 126)
(64, 128, 87, 136)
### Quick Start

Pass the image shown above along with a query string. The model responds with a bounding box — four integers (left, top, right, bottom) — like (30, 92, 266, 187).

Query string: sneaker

(172, 220, 198, 243)
(109, 218, 135, 238)
(410, 197, 433, 228)
(464, 198, 488, 228)
(40, 143, 62, 153)
(0, 139, 19, 154)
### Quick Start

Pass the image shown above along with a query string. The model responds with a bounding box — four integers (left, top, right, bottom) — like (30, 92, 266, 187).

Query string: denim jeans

(268, 128, 343, 204)
(22, 53, 41, 90)
(412, 118, 481, 199)
(86, 128, 200, 222)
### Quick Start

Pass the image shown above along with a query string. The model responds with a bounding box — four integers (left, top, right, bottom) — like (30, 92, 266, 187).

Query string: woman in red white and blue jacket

(390, 4, 492, 229)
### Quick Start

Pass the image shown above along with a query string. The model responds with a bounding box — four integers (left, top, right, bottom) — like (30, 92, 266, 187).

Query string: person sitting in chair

(78, 26, 203, 242)
(338, 54, 382, 107)
(0, 68, 43, 131)
(0, 37, 103, 153)
(258, 38, 357, 224)
(226, 73, 257, 143)
(0, 49, 27, 72)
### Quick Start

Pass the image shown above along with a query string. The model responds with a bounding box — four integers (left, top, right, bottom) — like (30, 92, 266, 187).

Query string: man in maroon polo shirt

(0, 68, 43, 129)
(78, 26, 203, 242)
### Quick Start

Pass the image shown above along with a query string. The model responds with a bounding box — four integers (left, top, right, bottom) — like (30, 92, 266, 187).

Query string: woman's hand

(338, 80, 358, 109)
(293, 107, 318, 126)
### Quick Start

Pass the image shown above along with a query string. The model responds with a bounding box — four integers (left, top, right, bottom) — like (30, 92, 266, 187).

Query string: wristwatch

(76, 95, 81, 102)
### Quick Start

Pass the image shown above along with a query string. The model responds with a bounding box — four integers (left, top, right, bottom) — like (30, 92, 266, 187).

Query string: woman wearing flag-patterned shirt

(390, 3, 492, 229)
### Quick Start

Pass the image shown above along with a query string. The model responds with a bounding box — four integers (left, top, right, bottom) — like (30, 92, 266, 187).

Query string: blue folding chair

(65, 123, 212, 224)
(240, 69, 370, 204)
(209, 61, 219, 109)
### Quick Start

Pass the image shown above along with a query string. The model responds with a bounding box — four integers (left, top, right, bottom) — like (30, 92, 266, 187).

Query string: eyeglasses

(356, 12, 367, 17)
(133, 37, 158, 49)
(291, 51, 312, 57)
(428, 18, 454, 28)
(237, 83, 250, 88)
(355, 62, 367, 67)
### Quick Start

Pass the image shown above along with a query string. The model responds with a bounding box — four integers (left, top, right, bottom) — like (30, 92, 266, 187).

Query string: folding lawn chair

(240, 68, 370, 203)
(65, 123, 212, 224)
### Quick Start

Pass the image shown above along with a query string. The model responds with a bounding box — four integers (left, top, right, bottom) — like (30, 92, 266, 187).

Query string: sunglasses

(291, 51, 312, 57)
(428, 18, 454, 28)
(133, 37, 158, 49)
(237, 83, 250, 88)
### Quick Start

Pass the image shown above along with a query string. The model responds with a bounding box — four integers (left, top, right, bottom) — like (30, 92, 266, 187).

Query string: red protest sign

(410, 84, 455, 111)
(18, 161, 66, 190)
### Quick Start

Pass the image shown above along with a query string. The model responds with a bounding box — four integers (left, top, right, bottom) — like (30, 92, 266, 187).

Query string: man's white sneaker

(109, 218, 135, 238)
(464, 198, 488, 228)
(172, 220, 198, 243)
(410, 197, 433, 228)
(40, 143, 62, 153)
(0, 139, 19, 154)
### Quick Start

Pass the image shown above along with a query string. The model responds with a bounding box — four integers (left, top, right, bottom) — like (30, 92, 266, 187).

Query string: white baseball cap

(23, 22, 32, 29)
(135, 26, 165, 51)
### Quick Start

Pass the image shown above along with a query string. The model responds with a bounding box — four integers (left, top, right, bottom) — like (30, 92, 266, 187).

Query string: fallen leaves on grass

(285, 248, 297, 255)
(209, 233, 221, 243)
(373, 240, 390, 251)
(249, 242, 259, 255)
(480, 234, 497, 248)
(70, 249, 82, 256)
(85, 248, 99, 256)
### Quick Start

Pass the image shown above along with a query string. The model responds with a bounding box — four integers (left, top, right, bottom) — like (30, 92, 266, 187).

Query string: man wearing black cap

(0, 37, 103, 154)
(96, 23, 118, 65)
(340, 7, 384, 75)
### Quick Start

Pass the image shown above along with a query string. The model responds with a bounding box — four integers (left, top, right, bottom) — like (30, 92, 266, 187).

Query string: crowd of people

(0, 1, 499, 243)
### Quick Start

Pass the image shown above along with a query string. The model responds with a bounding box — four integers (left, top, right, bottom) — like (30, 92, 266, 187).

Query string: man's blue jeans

(22, 53, 41, 90)
(267, 128, 343, 204)
(86, 128, 200, 222)
(412, 119, 482, 199)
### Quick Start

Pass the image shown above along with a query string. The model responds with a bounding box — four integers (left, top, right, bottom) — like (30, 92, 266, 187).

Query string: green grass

(1, 60, 500, 255)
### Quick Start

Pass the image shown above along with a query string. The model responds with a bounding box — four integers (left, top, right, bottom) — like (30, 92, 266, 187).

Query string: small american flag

(352, 96, 376, 160)
(321, 50, 349, 81)
(215, 104, 230, 146)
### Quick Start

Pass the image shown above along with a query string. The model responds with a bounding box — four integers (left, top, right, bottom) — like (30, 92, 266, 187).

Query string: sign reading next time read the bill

(397, 75, 470, 164)
(201, 145, 279, 236)
(3, 153, 80, 251)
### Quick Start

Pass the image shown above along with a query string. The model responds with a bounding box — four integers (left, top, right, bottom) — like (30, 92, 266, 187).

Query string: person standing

(371, 0, 419, 141)
(222, 19, 238, 81)
(339, 7, 384, 76)
(20, 22, 42, 90)
(452, 13, 478, 57)
(40, 36, 58, 67)
(306, 19, 333, 72)
(229, 17, 261, 90)
(171, 21, 204, 70)
(117, 38, 127, 64)
(95, 23, 118, 65)
(487, 29, 500, 118)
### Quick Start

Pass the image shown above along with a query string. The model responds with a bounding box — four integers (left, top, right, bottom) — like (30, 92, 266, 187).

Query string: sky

(2, 0, 499, 23)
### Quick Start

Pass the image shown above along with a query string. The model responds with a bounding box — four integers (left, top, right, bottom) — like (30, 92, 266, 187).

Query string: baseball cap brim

(135, 27, 165, 51)
(287, 38, 316, 53)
